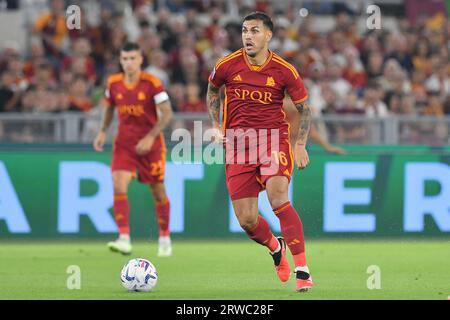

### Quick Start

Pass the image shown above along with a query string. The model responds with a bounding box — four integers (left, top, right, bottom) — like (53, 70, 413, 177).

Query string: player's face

(120, 50, 143, 76)
(242, 20, 272, 58)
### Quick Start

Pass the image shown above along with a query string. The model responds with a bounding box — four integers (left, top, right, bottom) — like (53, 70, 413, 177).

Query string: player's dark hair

(121, 42, 141, 52)
(243, 12, 274, 32)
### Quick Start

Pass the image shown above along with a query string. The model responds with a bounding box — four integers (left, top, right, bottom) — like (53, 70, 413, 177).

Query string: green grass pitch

(0, 240, 449, 300)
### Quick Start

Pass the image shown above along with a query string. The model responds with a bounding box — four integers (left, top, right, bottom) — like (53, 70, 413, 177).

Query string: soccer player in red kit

(93, 42, 173, 257)
(207, 12, 313, 291)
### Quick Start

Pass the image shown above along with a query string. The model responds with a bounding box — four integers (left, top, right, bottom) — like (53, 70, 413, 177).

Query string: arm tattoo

(295, 101, 311, 145)
(206, 82, 221, 125)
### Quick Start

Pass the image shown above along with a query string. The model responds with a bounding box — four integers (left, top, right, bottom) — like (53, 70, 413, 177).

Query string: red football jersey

(209, 48, 308, 132)
(105, 72, 168, 150)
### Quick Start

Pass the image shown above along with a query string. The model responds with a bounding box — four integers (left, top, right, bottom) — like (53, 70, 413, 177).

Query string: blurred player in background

(93, 42, 173, 257)
(207, 12, 315, 292)
(283, 97, 347, 155)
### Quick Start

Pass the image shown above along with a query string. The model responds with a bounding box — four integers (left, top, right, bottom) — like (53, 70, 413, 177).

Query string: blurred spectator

(30, 62, 57, 90)
(202, 28, 231, 73)
(204, 6, 223, 42)
(62, 38, 97, 87)
(411, 70, 427, 95)
(360, 32, 382, 67)
(145, 49, 170, 87)
(362, 82, 389, 118)
(0, 41, 21, 73)
(178, 83, 207, 113)
(384, 70, 410, 113)
(419, 91, 449, 145)
(164, 0, 189, 13)
(168, 82, 186, 112)
(185, 8, 200, 30)
(342, 46, 367, 89)
(379, 59, 402, 92)
(23, 39, 47, 80)
(169, 26, 202, 68)
(224, 22, 244, 52)
(32, 0, 68, 58)
(335, 90, 367, 143)
(412, 38, 433, 76)
(320, 82, 340, 115)
(305, 62, 326, 114)
(5, 54, 29, 92)
(18, 85, 32, 112)
(67, 6, 101, 45)
(319, 81, 341, 142)
(270, 17, 299, 58)
(138, 26, 162, 64)
(59, 69, 74, 89)
(400, 94, 418, 115)
(68, 76, 93, 113)
(91, 4, 117, 67)
(444, 96, 450, 115)
(0, 71, 21, 112)
(326, 58, 352, 106)
(56, 88, 70, 112)
(156, 7, 177, 52)
(108, 22, 128, 59)
(366, 51, 384, 82)
(423, 91, 445, 117)
(329, 30, 348, 63)
(172, 46, 204, 89)
(22, 86, 59, 113)
(398, 94, 421, 143)
(425, 60, 450, 99)
(385, 32, 414, 72)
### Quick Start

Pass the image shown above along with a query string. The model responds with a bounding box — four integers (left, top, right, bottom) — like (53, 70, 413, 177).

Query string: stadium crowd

(0, 0, 449, 144)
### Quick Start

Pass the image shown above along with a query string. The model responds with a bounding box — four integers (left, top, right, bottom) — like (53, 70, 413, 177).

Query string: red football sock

(293, 253, 307, 268)
(274, 202, 307, 267)
(243, 215, 279, 252)
(114, 193, 130, 235)
(156, 199, 170, 237)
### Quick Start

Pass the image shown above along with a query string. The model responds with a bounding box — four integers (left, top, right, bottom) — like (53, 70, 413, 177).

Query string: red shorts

(111, 140, 166, 185)
(225, 136, 294, 201)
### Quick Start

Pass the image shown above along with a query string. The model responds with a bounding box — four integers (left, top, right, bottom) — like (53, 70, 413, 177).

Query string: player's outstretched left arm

(135, 100, 173, 155)
(310, 124, 347, 155)
(294, 101, 312, 170)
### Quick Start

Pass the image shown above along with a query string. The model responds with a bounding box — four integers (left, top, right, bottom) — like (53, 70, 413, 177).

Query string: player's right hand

(326, 145, 347, 155)
(93, 131, 106, 152)
(294, 143, 310, 170)
(211, 125, 227, 144)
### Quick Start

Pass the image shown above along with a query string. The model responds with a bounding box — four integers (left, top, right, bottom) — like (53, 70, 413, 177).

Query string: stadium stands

(0, 0, 449, 145)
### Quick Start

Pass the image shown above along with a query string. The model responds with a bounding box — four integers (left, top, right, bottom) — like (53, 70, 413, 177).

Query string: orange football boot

(295, 269, 314, 292)
(270, 237, 291, 282)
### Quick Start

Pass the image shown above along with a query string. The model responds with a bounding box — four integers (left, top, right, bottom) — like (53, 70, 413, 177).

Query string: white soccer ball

(120, 258, 158, 292)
